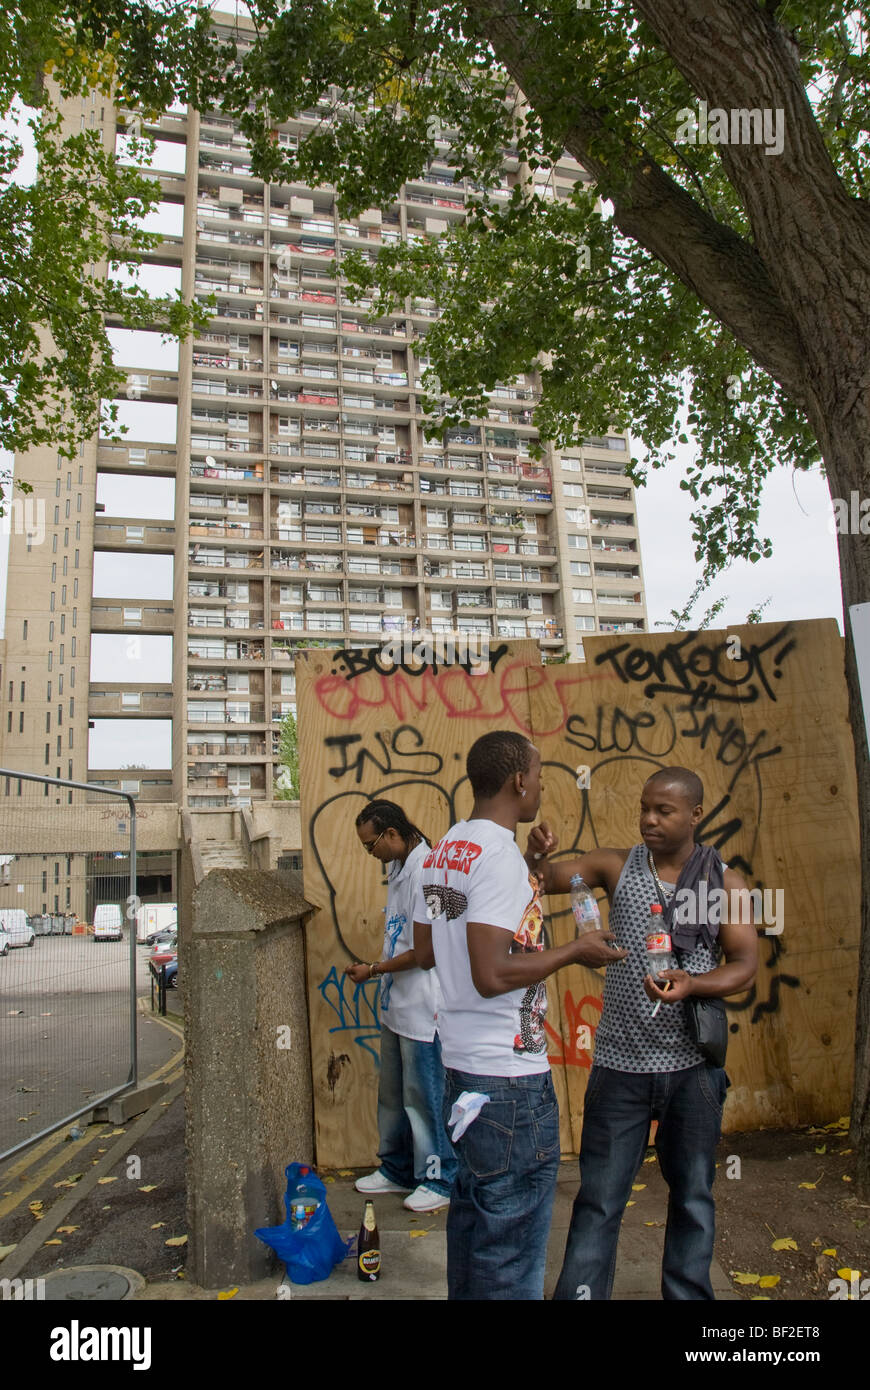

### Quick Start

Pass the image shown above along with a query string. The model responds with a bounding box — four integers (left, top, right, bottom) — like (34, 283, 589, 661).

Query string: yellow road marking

(0, 1129, 112, 1221)
(0, 1064, 184, 1220)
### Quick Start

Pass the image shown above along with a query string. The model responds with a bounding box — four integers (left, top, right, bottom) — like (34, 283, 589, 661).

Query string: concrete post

(186, 868, 315, 1287)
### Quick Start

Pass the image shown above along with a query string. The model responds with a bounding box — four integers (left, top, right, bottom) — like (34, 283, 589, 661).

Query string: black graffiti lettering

(329, 641, 510, 683)
(390, 723, 443, 775)
(325, 726, 443, 783)
(593, 624, 795, 707)
(564, 705, 677, 758)
(678, 706, 782, 786)
(750, 974, 801, 1025)
(324, 733, 391, 783)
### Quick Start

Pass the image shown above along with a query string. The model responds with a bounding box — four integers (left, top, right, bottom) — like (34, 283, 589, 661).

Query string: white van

(93, 903, 123, 942)
(0, 909, 35, 948)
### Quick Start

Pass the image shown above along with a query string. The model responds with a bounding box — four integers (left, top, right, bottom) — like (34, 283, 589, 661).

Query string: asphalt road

(0, 935, 166, 1154)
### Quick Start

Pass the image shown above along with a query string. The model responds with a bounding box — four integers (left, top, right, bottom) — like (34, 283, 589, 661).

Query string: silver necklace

(647, 850, 676, 896)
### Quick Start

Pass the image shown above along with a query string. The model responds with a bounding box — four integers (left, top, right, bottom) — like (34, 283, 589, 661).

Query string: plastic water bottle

(570, 874, 602, 934)
(290, 1165, 320, 1230)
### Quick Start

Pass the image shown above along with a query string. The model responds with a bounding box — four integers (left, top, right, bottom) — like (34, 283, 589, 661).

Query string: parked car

(165, 957, 178, 989)
(0, 927, 10, 956)
(0, 909, 35, 948)
(93, 904, 123, 942)
(143, 926, 177, 949)
(149, 946, 177, 969)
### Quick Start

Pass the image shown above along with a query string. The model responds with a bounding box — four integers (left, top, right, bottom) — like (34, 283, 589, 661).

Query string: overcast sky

(0, 94, 846, 770)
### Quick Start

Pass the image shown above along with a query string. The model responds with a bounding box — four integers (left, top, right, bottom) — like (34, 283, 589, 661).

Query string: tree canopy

(0, 1, 212, 483)
(205, 0, 866, 582)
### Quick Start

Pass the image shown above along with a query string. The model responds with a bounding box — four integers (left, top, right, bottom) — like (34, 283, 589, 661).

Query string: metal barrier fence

(0, 770, 137, 1161)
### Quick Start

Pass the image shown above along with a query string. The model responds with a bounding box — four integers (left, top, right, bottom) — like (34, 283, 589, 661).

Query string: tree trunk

(473, 0, 870, 1189)
(830, 432, 870, 1195)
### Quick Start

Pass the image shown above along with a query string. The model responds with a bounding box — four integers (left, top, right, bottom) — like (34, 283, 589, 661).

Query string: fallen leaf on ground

(165, 1235, 188, 1247)
(322, 1176, 335, 1183)
(838, 1267, 861, 1280)
(798, 1182, 817, 1190)
(218, 1288, 238, 1300)
(107, 1128, 126, 1136)
(97, 1176, 118, 1185)
(28, 1201, 44, 1212)
(644, 1221, 665, 1228)
(731, 1272, 760, 1285)
(772, 1237, 798, 1251)
(139, 1184, 160, 1193)
(150, 1222, 166, 1230)
(642, 1154, 657, 1164)
(822, 1248, 837, 1257)
(759, 1275, 780, 1288)
(814, 1145, 827, 1154)
(631, 1183, 646, 1191)
(625, 1200, 636, 1207)
(843, 1175, 853, 1182)
(44, 1240, 62, 1246)
(839, 1149, 853, 1156)
(56, 1226, 78, 1235)
(409, 1229, 429, 1239)
(337, 1170, 354, 1177)
(0, 1244, 17, 1260)
(751, 1296, 771, 1301)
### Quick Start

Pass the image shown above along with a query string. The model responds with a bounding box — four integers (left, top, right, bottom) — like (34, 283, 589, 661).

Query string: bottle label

(645, 931, 672, 952)
(359, 1249, 380, 1275)
(363, 1207, 376, 1232)
(572, 898, 600, 923)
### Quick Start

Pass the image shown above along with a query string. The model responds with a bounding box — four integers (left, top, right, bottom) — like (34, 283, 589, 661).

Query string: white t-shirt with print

(379, 839, 439, 1043)
(414, 818, 550, 1077)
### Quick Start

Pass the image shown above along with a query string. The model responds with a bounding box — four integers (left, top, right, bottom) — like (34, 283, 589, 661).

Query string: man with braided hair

(347, 799, 457, 1213)
(413, 729, 626, 1300)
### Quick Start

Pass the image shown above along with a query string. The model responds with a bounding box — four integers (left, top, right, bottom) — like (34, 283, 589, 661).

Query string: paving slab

(129, 1157, 736, 1301)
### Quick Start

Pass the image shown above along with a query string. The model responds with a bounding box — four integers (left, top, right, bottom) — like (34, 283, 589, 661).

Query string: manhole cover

(41, 1265, 145, 1300)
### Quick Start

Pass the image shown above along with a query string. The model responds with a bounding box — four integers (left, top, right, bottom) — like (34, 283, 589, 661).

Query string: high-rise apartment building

(0, 33, 648, 818)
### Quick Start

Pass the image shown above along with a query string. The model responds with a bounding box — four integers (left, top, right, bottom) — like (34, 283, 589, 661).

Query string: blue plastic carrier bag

(255, 1162, 352, 1285)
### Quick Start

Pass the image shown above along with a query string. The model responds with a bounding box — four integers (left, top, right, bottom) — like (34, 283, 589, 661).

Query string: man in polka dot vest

(528, 766, 758, 1300)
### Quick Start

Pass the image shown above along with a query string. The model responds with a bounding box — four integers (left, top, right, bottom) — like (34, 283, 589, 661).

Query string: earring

(521, 789, 526, 797)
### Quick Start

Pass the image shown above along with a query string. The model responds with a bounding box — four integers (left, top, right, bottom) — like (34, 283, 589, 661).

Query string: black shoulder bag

(648, 868, 729, 1069)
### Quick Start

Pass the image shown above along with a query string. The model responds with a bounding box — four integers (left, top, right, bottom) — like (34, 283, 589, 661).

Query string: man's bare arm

(524, 827, 627, 897)
(413, 918, 436, 970)
(467, 921, 626, 998)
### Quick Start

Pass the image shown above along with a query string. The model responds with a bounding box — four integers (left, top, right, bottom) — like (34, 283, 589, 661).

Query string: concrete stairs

(198, 841, 248, 874)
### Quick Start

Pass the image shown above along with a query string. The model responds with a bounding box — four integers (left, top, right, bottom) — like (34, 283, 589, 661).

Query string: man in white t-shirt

(413, 729, 626, 1300)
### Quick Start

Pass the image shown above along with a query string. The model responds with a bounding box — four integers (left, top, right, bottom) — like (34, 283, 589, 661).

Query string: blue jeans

(444, 1067, 560, 1301)
(377, 1025, 457, 1196)
(553, 1063, 727, 1301)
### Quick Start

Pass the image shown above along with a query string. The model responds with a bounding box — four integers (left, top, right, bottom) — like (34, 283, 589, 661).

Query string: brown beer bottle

(357, 1200, 381, 1281)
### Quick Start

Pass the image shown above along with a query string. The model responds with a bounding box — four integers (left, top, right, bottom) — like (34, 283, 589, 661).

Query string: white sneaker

(354, 1170, 412, 1195)
(403, 1184, 451, 1213)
